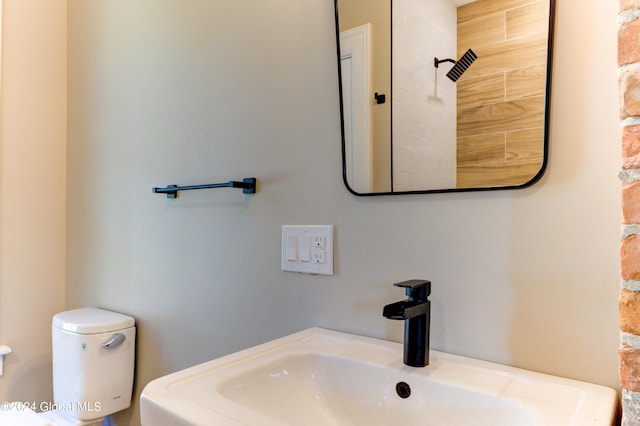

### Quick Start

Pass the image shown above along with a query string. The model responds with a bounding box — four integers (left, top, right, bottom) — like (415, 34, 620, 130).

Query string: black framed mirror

(335, 0, 556, 195)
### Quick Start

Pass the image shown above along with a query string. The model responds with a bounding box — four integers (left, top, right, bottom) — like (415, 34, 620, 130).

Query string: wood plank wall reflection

(456, 0, 548, 188)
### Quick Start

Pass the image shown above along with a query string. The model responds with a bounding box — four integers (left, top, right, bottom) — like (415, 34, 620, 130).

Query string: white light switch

(282, 225, 334, 275)
(299, 236, 312, 262)
(286, 236, 298, 261)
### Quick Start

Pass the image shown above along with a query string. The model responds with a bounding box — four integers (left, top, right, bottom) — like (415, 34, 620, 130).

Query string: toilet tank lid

(53, 308, 135, 334)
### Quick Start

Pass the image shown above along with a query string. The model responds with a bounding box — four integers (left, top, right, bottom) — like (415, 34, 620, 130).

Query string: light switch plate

(282, 225, 333, 275)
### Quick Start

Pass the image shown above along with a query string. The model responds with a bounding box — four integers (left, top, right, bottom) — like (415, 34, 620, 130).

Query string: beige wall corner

(0, 0, 66, 405)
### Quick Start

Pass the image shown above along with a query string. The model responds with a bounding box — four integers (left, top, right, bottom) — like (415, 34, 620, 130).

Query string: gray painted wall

(66, 1, 620, 424)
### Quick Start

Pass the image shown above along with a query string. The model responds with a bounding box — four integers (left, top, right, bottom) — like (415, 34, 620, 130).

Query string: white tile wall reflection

(392, 0, 457, 191)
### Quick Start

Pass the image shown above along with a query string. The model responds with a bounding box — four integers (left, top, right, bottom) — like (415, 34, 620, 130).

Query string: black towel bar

(153, 177, 256, 199)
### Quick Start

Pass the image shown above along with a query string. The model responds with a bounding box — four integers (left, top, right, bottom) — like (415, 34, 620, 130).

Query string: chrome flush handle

(102, 333, 126, 349)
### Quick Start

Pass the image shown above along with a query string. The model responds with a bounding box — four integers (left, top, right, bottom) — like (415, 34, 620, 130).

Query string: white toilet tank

(52, 308, 135, 422)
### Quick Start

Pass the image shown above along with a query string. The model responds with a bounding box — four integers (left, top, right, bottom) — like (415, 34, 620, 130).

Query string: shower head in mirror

(434, 49, 478, 82)
(336, 0, 555, 195)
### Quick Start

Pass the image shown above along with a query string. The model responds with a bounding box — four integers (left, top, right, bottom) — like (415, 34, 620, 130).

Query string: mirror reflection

(337, 0, 554, 194)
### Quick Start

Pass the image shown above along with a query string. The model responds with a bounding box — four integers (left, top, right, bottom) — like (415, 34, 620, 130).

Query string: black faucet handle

(394, 279, 431, 301)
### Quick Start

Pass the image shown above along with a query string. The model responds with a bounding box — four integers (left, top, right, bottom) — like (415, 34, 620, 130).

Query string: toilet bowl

(0, 404, 101, 426)
(38, 409, 103, 426)
(3, 308, 136, 426)
(0, 403, 54, 426)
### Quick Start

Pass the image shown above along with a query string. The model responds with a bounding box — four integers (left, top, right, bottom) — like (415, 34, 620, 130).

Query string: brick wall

(620, 1, 640, 424)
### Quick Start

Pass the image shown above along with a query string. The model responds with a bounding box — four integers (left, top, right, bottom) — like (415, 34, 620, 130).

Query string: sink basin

(140, 328, 617, 425)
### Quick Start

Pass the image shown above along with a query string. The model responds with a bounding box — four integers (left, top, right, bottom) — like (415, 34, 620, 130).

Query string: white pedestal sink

(141, 328, 617, 425)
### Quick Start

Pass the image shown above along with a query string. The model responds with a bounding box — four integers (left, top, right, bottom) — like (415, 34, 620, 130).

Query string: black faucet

(382, 279, 431, 367)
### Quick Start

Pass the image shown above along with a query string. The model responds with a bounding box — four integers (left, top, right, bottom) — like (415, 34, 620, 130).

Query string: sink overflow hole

(395, 382, 411, 399)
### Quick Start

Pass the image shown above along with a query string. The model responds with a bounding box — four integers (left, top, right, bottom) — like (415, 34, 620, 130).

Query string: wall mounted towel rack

(153, 177, 256, 199)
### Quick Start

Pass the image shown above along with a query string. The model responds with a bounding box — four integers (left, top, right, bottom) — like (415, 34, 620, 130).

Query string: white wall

(392, 0, 457, 190)
(65, 0, 619, 425)
(0, 0, 66, 405)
